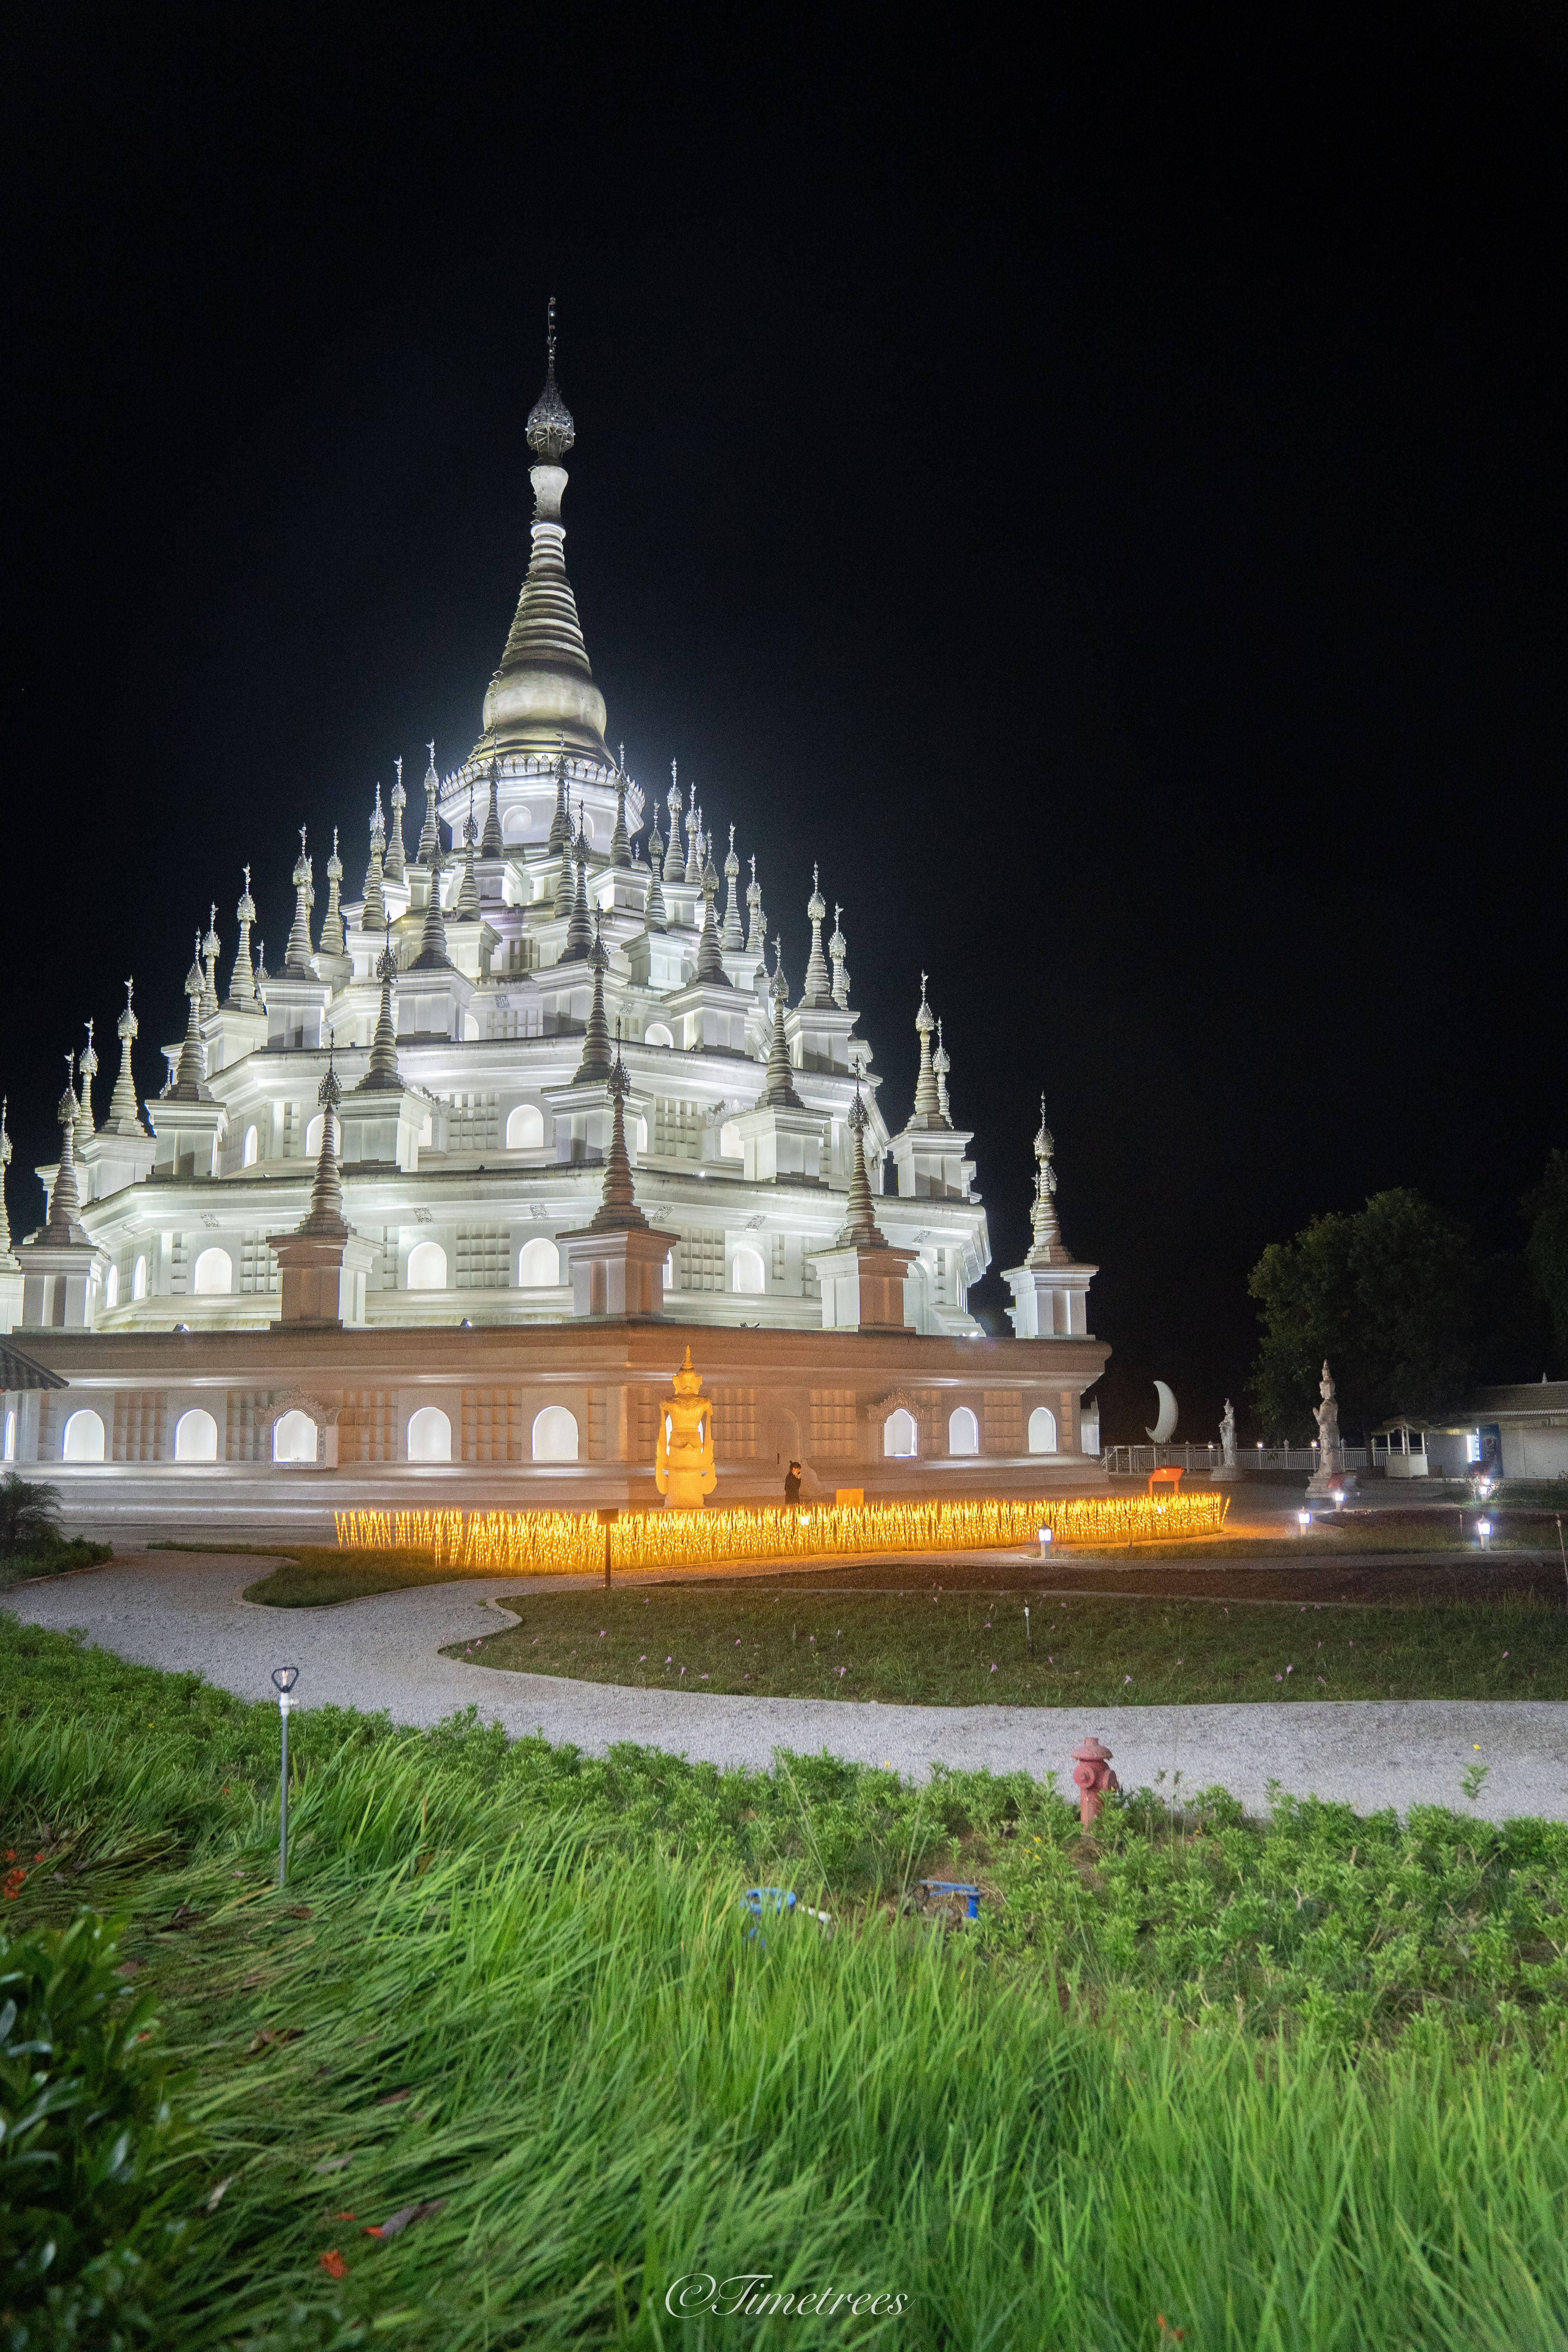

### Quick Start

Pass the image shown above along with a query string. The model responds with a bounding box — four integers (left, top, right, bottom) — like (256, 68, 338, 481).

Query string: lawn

(5, 1613, 1568, 2347)
(431, 1581, 1568, 1709)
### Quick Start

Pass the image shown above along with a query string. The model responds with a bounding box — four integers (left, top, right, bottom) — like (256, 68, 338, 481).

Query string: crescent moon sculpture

(1145, 1381, 1179, 1445)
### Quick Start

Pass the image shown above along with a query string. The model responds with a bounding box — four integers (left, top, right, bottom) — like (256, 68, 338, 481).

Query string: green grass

(242, 1545, 508, 1607)
(435, 1582, 1568, 1707)
(0, 1536, 113, 1591)
(8, 1615, 1568, 2345)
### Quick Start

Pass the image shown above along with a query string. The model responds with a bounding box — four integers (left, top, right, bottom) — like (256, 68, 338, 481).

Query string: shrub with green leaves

(0, 1911, 200, 2347)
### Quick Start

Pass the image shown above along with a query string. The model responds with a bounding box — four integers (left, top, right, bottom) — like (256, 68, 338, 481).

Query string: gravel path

(9, 1551, 1568, 1822)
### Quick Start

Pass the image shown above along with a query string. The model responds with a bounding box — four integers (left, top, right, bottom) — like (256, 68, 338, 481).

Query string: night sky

(5, 8, 1563, 1439)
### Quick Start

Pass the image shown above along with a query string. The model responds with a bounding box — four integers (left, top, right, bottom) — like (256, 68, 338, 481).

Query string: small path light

(271, 1666, 299, 1885)
(1477, 1517, 1493, 1555)
(1037, 1525, 1052, 1561)
(1297, 1510, 1312, 1535)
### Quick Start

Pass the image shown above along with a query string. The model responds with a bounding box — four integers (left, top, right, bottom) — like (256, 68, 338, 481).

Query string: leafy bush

(0, 1911, 199, 2346)
(0, 1477, 62, 1562)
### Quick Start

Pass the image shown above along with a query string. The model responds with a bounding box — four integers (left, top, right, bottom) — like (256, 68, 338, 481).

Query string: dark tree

(1524, 1151, 1568, 1373)
(0, 1473, 63, 1560)
(1248, 1189, 1477, 1438)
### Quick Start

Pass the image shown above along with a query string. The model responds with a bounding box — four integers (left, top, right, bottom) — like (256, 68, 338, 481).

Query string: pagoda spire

(298, 1042, 348, 1237)
(721, 825, 742, 951)
(171, 936, 207, 1097)
(456, 786, 481, 920)
(229, 868, 258, 1004)
(361, 922, 401, 1089)
(200, 906, 221, 1016)
(933, 1019, 952, 1123)
(643, 817, 669, 933)
(44, 1062, 87, 1242)
(362, 795, 387, 935)
(409, 816, 452, 970)
(683, 793, 701, 887)
(1024, 1094, 1072, 1265)
(552, 789, 576, 914)
(800, 864, 832, 1007)
(836, 1083, 886, 1248)
(480, 759, 504, 859)
(663, 765, 684, 882)
(744, 853, 764, 960)
(758, 940, 802, 1109)
(828, 904, 850, 1008)
(480, 299, 609, 765)
(319, 831, 346, 957)
(695, 847, 730, 985)
(105, 980, 146, 1134)
(910, 972, 944, 1125)
(385, 757, 407, 883)
(547, 741, 571, 854)
(283, 829, 316, 976)
(416, 743, 441, 867)
(564, 803, 595, 959)
(0, 1096, 13, 1259)
(610, 766, 632, 868)
(75, 1020, 98, 1143)
(585, 1031, 650, 1233)
(574, 912, 615, 1082)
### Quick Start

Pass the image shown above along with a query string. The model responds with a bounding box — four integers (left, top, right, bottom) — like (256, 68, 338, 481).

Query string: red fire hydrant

(1071, 1736, 1119, 1828)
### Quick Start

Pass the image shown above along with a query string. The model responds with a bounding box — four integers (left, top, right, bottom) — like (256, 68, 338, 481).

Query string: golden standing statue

(654, 1346, 717, 1509)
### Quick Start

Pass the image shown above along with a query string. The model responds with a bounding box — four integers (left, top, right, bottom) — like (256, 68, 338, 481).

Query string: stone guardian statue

(1211, 1395, 1243, 1482)
(1306, 1359, 1359, 1500)
(654, 1345, 718, 1509)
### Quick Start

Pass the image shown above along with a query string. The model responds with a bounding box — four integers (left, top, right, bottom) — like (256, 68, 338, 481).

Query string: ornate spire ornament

(911, 971, 944, 1125)
(610, 767, 632, 868)
(318, 831, 345, 958)
(230, 867, 259, 1004)
(362, 799, 387, 936)
(409, 820, 451, 971)
(456, 786, 482, 920)
(548, 742, 571, 854)
(828, 903, 850, 1008)
(44, 1063, 87, 1243)
(643, 820, 669, 933)
(664, 765, 684, 882)
(759, 939, 802, 1109)
(0, 1096, 13, 1260)
(526, 293, 575, 463)
(172, 937, 208, 1097)
(298, 1041, 348, 1237)
(574, 912, 615, 1082)
(683, 793, 701, 887)
(585, 1030, 650, 1234)
(721, 825, 742, 951)
(75, 1020, 98, 1143)
(480, 759, 504, 859)
(200, 907, 221, 1017)
(386, 756, 407, 884)
(933, 1018, 952, 1123)
(106, 980, 145, 1134)
(1023, 1094, 1069, 1266)
(800, 863, 833, 1007)
(744, 853, 764, 960)
(361, 922, 401, 1089)
(836, 1083, 886, 1248)
(284, 829, 316, 976)
(552, 788, 576, 915)
(564, 804, 595, 959)
(417, 742, 442, 868)
(695, 849, 730, 985)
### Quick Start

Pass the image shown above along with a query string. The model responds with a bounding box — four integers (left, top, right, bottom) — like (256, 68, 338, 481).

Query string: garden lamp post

(272, 1666, 299, 1884)
(1476, 1518, 1492, 1556)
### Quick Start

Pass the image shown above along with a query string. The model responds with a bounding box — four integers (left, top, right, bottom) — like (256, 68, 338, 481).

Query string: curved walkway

(9, 1552, 1568, 1821)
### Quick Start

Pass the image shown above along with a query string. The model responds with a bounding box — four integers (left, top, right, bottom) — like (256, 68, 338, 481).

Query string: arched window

(731, 1246, 765, 1294)
(273, 1409, 318, 1463)
(884, 1408, 918, 1458)
(305, 1114, 323, 1160)
(948, 1406, 979, 1456)
(192, 1247, 232, 1296)
(131, 1254, 148, 1301)
(502, 803, 532, 841)
(645, 1023, 674, 1049)
(242, 1124, 259, 1167)
(662, 1247, 673, 1290)
(2, 1408, 14, 1463)
(407, 1405, 452, 1463)
(62, 1409, 105, 1463)
(407, 1240, 447, 1290)
(719, 1120, 742, 1159)
(532, 1405, 579, 1461)
(506, 1103, 545, 1151)
(103, 1263, 120, 1309)
(174, 1407, 218, 1462)
(1028, 1405, 1058, 1455)
(518, 1237, 560, 1287)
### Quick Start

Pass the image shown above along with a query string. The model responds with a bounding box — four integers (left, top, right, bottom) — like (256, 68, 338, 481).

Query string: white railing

(1103, 1443, 1370, 1477)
